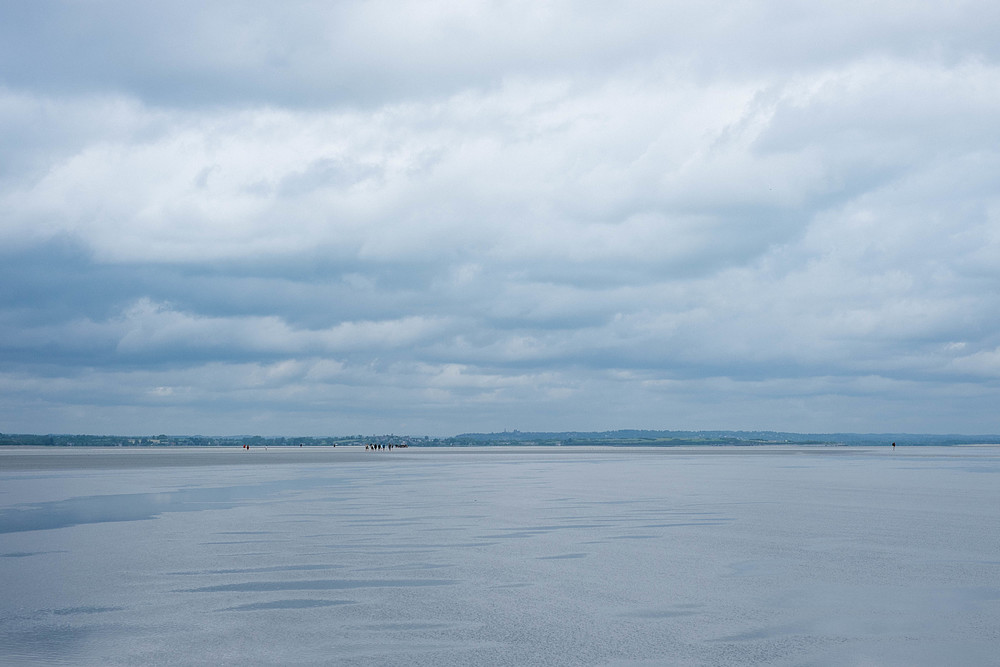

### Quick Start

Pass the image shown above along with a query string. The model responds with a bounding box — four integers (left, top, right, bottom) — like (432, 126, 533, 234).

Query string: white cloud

(110, 298, 453, 356)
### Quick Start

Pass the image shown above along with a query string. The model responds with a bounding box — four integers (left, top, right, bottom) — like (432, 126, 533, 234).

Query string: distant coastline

(3, 430, 1000, 448)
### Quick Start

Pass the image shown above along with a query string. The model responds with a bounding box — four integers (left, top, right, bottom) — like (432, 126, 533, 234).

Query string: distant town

(3, 430, 1000, 448)
(0, 433, 429, 448)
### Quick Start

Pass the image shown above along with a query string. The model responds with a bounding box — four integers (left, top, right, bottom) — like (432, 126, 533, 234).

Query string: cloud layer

(2, 1, 999, 435)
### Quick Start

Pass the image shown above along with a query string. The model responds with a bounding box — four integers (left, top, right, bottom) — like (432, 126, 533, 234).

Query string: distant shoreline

(3, 444, 999, 471)
(4, 429, 1000, 450)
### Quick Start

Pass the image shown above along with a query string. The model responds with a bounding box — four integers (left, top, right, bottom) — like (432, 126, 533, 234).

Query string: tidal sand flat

(1, 446, 998, 665)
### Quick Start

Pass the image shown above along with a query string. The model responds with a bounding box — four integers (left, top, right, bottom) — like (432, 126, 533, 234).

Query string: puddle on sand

(221, 599, 355, 612)
(182, 578, 457, 593)
(0, 477, 340, 534)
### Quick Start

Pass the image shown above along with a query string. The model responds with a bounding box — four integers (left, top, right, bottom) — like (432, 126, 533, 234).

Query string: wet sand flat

(0, 446, 374, 470)
(0, 443, 942, 471)
(2, 445, 998, 665)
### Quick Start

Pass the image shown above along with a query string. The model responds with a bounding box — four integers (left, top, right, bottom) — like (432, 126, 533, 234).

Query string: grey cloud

(2, 2, 1000, 435)
(3, 2, 999, 109)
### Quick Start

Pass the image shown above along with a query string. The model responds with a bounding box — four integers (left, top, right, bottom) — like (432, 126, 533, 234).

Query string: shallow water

(1, 446, 998, 665)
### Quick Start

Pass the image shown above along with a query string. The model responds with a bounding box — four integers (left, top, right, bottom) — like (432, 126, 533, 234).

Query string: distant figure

(892, 442, 896, 449)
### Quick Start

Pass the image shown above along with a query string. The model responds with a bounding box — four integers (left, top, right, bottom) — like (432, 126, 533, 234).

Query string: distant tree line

(439, 430, 1000, 447)
(2, 430, 998, 448)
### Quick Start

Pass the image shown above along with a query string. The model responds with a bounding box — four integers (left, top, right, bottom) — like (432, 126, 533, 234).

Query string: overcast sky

(2, 1, 999, 436)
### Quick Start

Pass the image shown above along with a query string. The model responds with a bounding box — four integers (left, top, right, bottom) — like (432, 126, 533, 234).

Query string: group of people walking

(365, 443, 404, 451)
